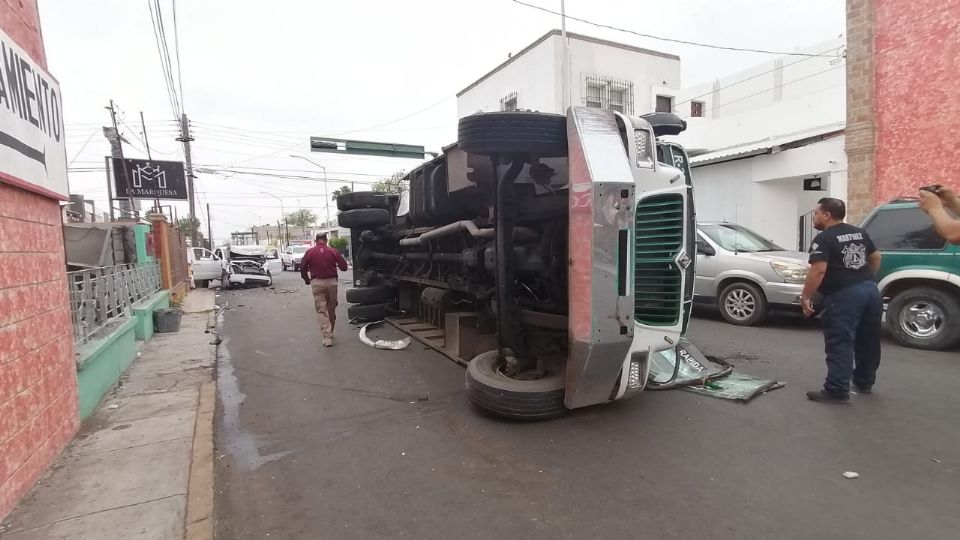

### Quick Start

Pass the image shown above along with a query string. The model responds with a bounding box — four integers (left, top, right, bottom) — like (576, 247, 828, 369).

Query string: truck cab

(337, 107, 695, 419)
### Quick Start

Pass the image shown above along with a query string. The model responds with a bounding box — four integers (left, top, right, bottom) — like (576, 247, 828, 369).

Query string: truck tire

(336, 191, 389, 212)
(465, 350, 567, 421)
(346, 285, 394, 304)
(195, 279, 209, 289)
(458, 112, 567, 158)
(718, 281, 768, 326)
(347, 303, 388, 321)
(338, 208, 390, 229)
(886, 286, 960, 350)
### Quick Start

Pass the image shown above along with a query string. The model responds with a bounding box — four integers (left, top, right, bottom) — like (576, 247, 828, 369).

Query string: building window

(656, 95, 673, 113)
(500, 91, 518, 111)
(582, 75, 634, 114)
(690, 101, 704, 118)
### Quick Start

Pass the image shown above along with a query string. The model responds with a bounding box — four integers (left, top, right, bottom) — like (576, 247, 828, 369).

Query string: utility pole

(140, 111, 161, 213)
(206, 203, 213, 250)
(106, 100, 138, 220)
(177, 113, 197, 245)
(560, 0, 570, 110)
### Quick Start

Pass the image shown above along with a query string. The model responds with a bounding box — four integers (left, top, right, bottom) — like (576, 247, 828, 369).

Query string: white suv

(280, 245, 309, 271)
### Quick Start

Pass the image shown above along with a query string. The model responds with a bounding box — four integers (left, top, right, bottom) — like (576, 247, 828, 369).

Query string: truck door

(192, 248, 222, 280)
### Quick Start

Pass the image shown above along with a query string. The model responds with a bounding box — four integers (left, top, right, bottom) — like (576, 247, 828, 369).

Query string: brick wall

(0, 0, 79, 521)
(873, 0, 960, 204)
(844, 0, 877, 223)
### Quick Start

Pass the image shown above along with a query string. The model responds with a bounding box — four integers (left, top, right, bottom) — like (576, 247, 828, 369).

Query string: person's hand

(935, 185, 958, 202)
(801, 297, 815, 317)
(919, 190, 944, 213)
(303, 278, 311, 286)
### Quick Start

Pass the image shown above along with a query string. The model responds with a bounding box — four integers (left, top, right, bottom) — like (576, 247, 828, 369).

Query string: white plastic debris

(842, 471, 860, 479)
(107, 403, 120, 410)
(359, 321, 411, 350)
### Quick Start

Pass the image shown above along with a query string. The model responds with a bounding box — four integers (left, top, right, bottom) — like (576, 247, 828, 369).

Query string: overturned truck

(337, 107, 695, 419)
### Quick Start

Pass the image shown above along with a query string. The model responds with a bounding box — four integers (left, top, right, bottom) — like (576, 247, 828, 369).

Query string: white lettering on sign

(0, 28, 68, 199)
(836, 232, 863, 243)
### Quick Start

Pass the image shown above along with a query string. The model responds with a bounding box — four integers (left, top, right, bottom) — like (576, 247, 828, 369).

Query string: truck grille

(634, 194, 684, 326)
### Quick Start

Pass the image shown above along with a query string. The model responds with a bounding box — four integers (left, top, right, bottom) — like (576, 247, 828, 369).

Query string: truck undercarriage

(338, 108, 695, 419)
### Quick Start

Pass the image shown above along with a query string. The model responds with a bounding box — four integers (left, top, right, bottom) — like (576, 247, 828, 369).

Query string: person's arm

(934, 185, 960, 214)
(335, 250, 348, 272)
(300, 249, 312, 284)
(867, 251, 882, 275)
(925, 206, 960, 244)
(801, 261, 827, 316)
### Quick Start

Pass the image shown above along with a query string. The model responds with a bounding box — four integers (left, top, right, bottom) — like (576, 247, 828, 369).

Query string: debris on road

(842, 471, 860, 479)
(647, 339, 783, 402)
(359, 321, 411, 350)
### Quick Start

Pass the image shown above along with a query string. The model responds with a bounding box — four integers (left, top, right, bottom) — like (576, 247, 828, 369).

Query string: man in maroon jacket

(300, 233, 349, 347)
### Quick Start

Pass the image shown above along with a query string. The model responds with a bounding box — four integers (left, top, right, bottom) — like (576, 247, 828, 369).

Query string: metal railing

(68, 262, 162, 345)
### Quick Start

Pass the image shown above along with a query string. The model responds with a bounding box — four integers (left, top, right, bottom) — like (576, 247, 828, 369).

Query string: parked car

(695, 222, 809, 326)
(281, 244, 309, 271)
(860, 199, 960, 350)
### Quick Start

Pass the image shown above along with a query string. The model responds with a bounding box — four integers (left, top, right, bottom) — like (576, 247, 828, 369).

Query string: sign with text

(112, 158, 188, 200)
(0, 28, 68, 199)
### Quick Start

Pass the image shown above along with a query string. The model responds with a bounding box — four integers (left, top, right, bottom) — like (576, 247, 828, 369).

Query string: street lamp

(288, 154, 331, 228)
(261, 191, 286, 245)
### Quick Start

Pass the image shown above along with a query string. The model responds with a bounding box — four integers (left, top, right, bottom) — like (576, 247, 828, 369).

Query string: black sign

(112, 158, 187, 200)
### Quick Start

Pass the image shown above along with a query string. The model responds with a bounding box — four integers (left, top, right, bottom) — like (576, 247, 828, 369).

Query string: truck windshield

(700, 224, 782, 253)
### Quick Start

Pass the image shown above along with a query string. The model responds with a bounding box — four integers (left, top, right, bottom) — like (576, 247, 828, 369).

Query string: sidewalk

(0, 290, 218, 540)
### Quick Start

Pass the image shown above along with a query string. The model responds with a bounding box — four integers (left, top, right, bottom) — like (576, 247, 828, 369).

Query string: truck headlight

(771, 261, 807, 284)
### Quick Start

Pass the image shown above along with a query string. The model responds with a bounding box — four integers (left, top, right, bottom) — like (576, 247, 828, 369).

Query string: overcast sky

(40, 0, 844, 243)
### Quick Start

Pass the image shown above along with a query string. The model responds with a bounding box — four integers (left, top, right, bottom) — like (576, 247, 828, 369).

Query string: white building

(457, 30, 847, 252)
(663, 37, 847, 251)
(457, 29, 680, 118)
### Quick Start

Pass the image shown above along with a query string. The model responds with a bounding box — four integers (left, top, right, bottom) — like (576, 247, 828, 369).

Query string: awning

(689, 123, 845, 167)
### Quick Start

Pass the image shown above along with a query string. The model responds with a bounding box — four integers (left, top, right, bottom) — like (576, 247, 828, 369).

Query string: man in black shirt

(800, 198, 883, 404)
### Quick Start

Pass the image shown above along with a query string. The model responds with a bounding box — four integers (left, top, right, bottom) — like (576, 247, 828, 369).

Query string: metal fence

(67, 262, 162, 344)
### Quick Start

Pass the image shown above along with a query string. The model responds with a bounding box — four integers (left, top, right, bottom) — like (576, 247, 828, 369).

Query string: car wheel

(346, 285, 394, 304)
(338, 208, 391, 229)
(718, 282, 768, 326)
(458, 111, 568, 158)
(336, 191, 389, 212)
(464, 350, 567, 421)
(886, 287, 960, 350)
(347, 303, 389, 322)
(281, 262, 287, 271)
(293, 264, 299, 272)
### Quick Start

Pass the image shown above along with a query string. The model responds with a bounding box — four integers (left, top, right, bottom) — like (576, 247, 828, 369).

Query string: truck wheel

(346, 285, 394, 304)
(338, 208, 390, 229)
(336, 191, 389, 212)
(464, 350, 567, 421)
(887, 287, 960, 350)
(347, 303, 388, 321)
(195, 279, 208, 289)
(458, 111, 567, 158)
(718, 281, 768, 326)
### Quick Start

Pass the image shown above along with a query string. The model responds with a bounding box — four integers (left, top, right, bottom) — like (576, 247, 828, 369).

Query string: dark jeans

(820, 280, 883, 397)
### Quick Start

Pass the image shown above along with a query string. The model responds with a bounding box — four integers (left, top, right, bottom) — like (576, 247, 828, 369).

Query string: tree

(329, 237, 348, 252)
(176, 217, 206, 245)
(285, 208, 317, 229)
(332, 185, 352, 200)
(373, 171, 407, 194)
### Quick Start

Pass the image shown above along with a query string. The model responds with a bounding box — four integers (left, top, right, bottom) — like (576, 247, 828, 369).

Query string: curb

(185, 381, 215, 540)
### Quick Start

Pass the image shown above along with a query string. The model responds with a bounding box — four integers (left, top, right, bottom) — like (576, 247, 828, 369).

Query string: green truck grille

(634, 194, 684, 326)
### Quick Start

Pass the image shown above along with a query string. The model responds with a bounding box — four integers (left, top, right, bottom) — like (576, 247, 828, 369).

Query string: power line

(512, 0, 840, 57)
(172, 0, 185, 113)
(703, 64, 846, 115)
(147, 0, 181, 120)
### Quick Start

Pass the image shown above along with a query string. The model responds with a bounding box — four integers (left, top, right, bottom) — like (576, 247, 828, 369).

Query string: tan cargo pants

(310, 278, 339, 339)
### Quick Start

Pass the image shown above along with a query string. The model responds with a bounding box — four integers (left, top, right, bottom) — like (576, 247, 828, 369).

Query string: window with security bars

(500, 91, 518, 111)
(582, 75, 634, 114)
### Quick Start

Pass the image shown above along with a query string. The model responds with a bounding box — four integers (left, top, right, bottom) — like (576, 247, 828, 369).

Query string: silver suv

(695, 222, 809, 326)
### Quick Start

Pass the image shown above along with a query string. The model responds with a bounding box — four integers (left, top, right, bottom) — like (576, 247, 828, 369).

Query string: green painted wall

(133, 223, 153, 263)
(75, 318, 138, 420)
(132, 290, 170, 341)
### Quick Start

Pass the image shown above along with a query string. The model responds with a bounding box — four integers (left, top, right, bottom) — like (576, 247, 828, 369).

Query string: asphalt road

(214, 271, 960, 540)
